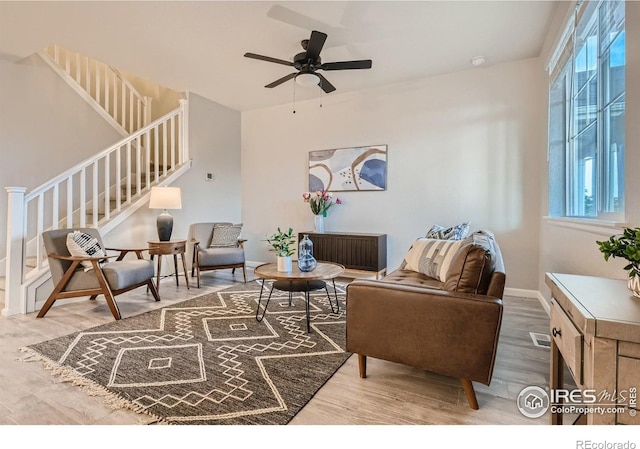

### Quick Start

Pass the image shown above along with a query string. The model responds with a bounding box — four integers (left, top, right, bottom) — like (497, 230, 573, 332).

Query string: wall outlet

(205, 173, 214, 181)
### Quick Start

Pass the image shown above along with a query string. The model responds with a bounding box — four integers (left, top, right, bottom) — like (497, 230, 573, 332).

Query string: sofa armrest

(346, 279, 503, 385)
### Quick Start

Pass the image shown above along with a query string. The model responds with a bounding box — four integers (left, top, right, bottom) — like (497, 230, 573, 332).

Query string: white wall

(537, 1, 640, 299)
(0, 54, 123, 261)
(242, 57, 546, 290)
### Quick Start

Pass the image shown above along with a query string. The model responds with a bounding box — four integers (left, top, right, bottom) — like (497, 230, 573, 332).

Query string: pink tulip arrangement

(302, 190, 342, 216)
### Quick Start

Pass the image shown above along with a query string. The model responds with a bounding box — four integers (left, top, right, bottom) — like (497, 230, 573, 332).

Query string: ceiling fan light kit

(295, 72, 320, 87)
(244, 30, 373, 95)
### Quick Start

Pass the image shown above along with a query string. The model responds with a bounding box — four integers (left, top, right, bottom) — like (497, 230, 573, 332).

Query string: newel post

(179, 98, 189, 163)
(3, 187, 27, 316)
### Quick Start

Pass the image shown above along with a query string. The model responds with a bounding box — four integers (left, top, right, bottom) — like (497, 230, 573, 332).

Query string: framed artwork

(308, 145, 387, 192)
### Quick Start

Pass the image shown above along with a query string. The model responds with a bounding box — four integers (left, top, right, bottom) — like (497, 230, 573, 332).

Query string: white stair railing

(3, 100, 189, 316)
(42, 45, 151, 133)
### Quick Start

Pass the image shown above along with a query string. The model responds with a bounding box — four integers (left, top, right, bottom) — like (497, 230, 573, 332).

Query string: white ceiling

(0, 1, 559, 112)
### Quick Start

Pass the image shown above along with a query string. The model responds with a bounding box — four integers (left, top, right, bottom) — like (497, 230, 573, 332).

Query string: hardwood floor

(0, 268, 554, 426)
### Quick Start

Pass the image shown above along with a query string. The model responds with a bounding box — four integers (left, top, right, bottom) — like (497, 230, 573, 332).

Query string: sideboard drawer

(550, 298, 583, 384)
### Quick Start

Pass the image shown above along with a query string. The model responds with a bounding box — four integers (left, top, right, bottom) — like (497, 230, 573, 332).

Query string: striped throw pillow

(403, 238, 464, 281)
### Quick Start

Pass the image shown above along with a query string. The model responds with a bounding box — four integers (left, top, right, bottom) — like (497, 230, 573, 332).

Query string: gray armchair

(39, 228, 159, 320)
(188, 223, 247, 287)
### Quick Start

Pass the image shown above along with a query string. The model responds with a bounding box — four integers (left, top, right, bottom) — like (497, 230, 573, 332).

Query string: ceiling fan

(244, 30, 372, 93)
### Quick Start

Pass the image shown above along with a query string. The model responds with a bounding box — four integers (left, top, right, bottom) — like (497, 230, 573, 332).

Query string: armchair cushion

(210, 223, 243, 248)
(198, 247, 245, 267)
(66, 230, 106, 270)
(64, 259, 155, 291)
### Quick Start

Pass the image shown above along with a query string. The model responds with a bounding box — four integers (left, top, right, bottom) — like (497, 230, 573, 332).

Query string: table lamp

(149, 186, 182, 241)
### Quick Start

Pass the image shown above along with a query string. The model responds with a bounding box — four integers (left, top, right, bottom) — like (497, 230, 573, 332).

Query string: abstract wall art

(308, 145, 387, 192)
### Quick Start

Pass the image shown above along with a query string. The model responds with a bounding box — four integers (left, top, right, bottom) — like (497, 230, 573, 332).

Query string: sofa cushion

(381, 269, 444, 290)
(403, 238, 464, 282)
(425, 221, 470, 240)
(443, 231, 497, 295)
(198, 247, 245, 267)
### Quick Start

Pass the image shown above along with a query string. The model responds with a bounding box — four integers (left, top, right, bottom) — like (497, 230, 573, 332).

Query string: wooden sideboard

(545, 273, 640, 425)
(298, 232, 387, 279)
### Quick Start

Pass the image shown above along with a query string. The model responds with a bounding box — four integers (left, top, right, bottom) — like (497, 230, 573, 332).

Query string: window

(547, 0, 625, 220)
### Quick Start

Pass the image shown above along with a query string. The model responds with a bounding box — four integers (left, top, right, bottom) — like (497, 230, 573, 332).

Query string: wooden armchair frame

(37, 247, 160, 320)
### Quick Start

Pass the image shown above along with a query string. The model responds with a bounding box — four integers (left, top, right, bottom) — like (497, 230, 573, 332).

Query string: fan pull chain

(293, 80, 296, 114)
(320, 80, 323, 108)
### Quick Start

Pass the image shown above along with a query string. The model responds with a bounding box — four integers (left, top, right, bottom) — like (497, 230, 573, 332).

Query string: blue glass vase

(298, 234, 317, 272)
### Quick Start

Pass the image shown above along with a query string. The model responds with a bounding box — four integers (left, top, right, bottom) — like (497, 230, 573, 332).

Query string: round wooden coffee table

(254, 261, 345, 333)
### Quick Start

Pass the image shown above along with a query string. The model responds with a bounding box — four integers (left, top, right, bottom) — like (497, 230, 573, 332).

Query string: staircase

(2, 46, 191, 317)
(39, 45, 152, 136)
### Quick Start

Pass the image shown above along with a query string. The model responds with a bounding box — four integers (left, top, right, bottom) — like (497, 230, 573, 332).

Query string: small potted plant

(265, 227, 296, 272)
(597, 227, 640, 298)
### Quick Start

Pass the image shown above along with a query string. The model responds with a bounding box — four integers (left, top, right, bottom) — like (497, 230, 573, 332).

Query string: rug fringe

(18, 346, 171, 425)
(18, 346, 45, 362)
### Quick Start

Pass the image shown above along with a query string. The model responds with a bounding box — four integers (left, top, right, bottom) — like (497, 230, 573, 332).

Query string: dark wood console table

(298, 232, 387, 279)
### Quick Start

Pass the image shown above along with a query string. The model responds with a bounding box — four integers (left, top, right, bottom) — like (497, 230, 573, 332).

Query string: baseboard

(245, 261, 264, 269)
(504, 287, 550, 316)
(504, 287, 539, 298)
(536, 291, 551, 316)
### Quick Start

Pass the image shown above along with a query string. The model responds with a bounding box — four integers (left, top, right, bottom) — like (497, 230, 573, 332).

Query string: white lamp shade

(295, 73, 320, 87)
(149, 186, 182, 210)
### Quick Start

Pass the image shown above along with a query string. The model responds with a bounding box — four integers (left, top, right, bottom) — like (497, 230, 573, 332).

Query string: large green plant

(265, 227, 296, 257)
(596, 227, 640, 278)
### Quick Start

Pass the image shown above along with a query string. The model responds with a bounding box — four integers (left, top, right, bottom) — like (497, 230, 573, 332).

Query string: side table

(148, 239, 190, 294)
(545, 273, 640, 425)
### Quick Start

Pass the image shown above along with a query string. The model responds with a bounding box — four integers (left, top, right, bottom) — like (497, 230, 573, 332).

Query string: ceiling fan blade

(244, 53, 294, 67)
(265, 72, 297, 88)
(320, 60, 372, 71)
(316, 73, 336, 93)
(267, 5, 335, 35)
(305, 31, 327, 61)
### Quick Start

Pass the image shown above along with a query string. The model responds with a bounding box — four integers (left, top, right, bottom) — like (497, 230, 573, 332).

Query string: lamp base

(157, 211, 173, 241)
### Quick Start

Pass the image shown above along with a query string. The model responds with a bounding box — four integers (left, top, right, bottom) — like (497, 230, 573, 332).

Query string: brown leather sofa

(346, 231, 505, 410)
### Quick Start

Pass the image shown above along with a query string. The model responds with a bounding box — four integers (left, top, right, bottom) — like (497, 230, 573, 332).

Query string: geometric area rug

(20, 279, 349, 425)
